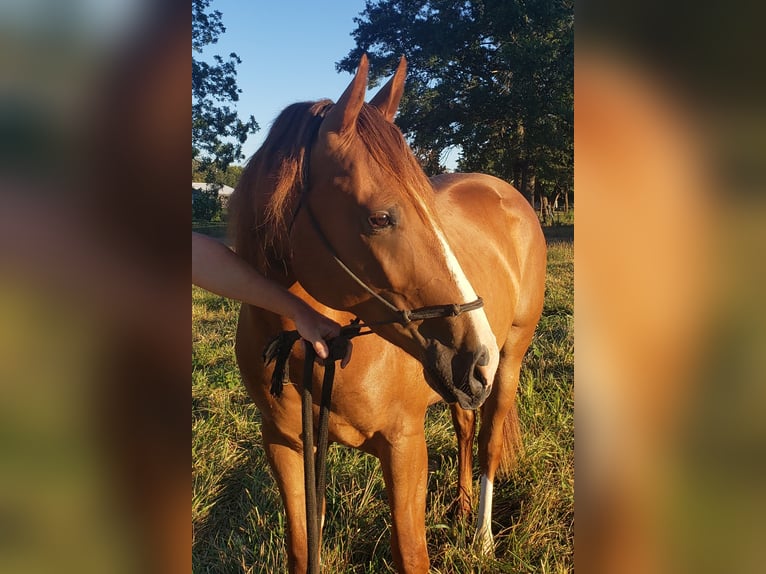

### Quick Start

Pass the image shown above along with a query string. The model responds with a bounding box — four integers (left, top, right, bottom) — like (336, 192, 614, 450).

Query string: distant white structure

(192, 182, 235, 202)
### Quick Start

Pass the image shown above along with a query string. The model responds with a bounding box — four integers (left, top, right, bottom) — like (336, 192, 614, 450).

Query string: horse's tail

(497, 399, 524, 478)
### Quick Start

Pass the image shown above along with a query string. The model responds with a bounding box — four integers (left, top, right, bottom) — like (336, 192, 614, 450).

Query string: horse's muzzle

(424, 341, 493, 410)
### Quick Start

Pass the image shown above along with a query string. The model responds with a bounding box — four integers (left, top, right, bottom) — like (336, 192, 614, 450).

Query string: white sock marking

(474, 474, 495, 554)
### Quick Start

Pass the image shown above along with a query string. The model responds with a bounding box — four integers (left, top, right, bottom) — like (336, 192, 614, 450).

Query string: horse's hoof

(473, 527, 495, 556)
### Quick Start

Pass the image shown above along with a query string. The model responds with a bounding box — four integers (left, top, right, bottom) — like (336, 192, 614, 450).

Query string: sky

(199, 0, 460, 169)
(199, 0, 370, 163)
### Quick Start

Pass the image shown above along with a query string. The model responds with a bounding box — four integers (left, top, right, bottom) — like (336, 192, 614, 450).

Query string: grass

(548, 209, 574, 226)
(192, 241, 573, 573)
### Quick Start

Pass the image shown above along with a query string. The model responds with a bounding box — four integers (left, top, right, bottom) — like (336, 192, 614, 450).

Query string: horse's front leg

(262, 420, 312, 574)
(475, 339, 528, 555)
(379, 429, 430, 574)
(450, 404, 476, 520)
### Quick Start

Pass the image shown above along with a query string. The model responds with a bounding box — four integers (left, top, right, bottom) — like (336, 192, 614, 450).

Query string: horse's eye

(368, 211, 393, 229)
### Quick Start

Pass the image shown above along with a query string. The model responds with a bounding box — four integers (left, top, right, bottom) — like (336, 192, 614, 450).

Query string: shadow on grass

(193, 438, 283, 573)
(543, 224, 573, 243)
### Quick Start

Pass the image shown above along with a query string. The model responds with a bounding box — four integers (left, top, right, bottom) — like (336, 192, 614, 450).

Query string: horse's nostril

(476, 345, 489, 367)
(469, 372, 483, 396)
(473, 345, 491, 388)
(471, 346, 492, 395)
(473, 366, 487, 387)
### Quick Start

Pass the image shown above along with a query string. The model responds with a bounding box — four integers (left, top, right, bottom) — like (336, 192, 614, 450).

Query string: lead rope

(302, 337, 348, 574)
(264, 324, 365, 574)
(300, 345, 320, 573)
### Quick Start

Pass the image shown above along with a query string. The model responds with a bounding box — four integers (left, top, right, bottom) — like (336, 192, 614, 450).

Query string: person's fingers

(313, 338, 329, 360)
(323, 320, 341, 339)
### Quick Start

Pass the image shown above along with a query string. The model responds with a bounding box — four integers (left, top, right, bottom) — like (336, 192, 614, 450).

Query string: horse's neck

(239, 236, 296, 288)
(260, 255, 296, 287)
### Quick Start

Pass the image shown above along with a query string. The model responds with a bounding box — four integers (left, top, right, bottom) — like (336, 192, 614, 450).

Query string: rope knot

(263, 330, 301, 397)
(327, 335, 352, 362)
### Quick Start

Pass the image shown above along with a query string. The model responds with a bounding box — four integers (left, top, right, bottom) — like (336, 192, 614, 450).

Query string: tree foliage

(192, 160, 243, 189)
(338, 0, 573, 203)
(191, 161, 243, 222)
(192, 186, 223, 222)
(192, 0, 258, 180)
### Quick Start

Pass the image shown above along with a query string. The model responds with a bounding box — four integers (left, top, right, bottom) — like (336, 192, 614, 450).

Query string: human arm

(192, 232, 347, 362)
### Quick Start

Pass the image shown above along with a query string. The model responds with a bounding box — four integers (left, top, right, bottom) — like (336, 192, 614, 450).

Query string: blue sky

(199, 0, 370, 163)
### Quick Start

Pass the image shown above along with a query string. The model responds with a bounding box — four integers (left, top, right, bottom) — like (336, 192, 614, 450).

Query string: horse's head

(290, 55, 499, 410)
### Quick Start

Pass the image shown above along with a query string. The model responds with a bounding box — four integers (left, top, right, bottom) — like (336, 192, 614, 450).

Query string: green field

(192, 241, 573, 573)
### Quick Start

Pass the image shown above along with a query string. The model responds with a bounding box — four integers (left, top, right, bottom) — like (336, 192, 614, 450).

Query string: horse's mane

(229, 100, 331, 274)
(229, 98, 433, 276)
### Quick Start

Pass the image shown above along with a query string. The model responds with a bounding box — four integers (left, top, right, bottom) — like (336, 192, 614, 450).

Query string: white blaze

(415, 195, 500, 382)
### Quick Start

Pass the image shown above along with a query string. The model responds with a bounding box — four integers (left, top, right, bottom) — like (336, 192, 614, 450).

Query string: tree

(338, 0, 573, 207)
(192, 160, 243, 188)
(192, 186, 223, 222)
(192, 0, 258, 182)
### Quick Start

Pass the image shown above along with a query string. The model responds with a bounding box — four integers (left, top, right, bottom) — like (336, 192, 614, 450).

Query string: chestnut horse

(230, 55, 546, 573)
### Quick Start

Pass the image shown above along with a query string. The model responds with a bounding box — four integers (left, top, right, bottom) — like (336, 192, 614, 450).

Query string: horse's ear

(369, 55, 407, 123)
(323, 54, 369, 135)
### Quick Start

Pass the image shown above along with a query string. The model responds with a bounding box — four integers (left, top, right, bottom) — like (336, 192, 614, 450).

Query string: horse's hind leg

(379, 430, 430, 574)
(450, 404, 476, 520)
(474, 328, 530, 553)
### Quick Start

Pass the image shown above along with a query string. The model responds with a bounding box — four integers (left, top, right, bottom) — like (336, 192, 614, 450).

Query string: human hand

(293, 304, 352, 368)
